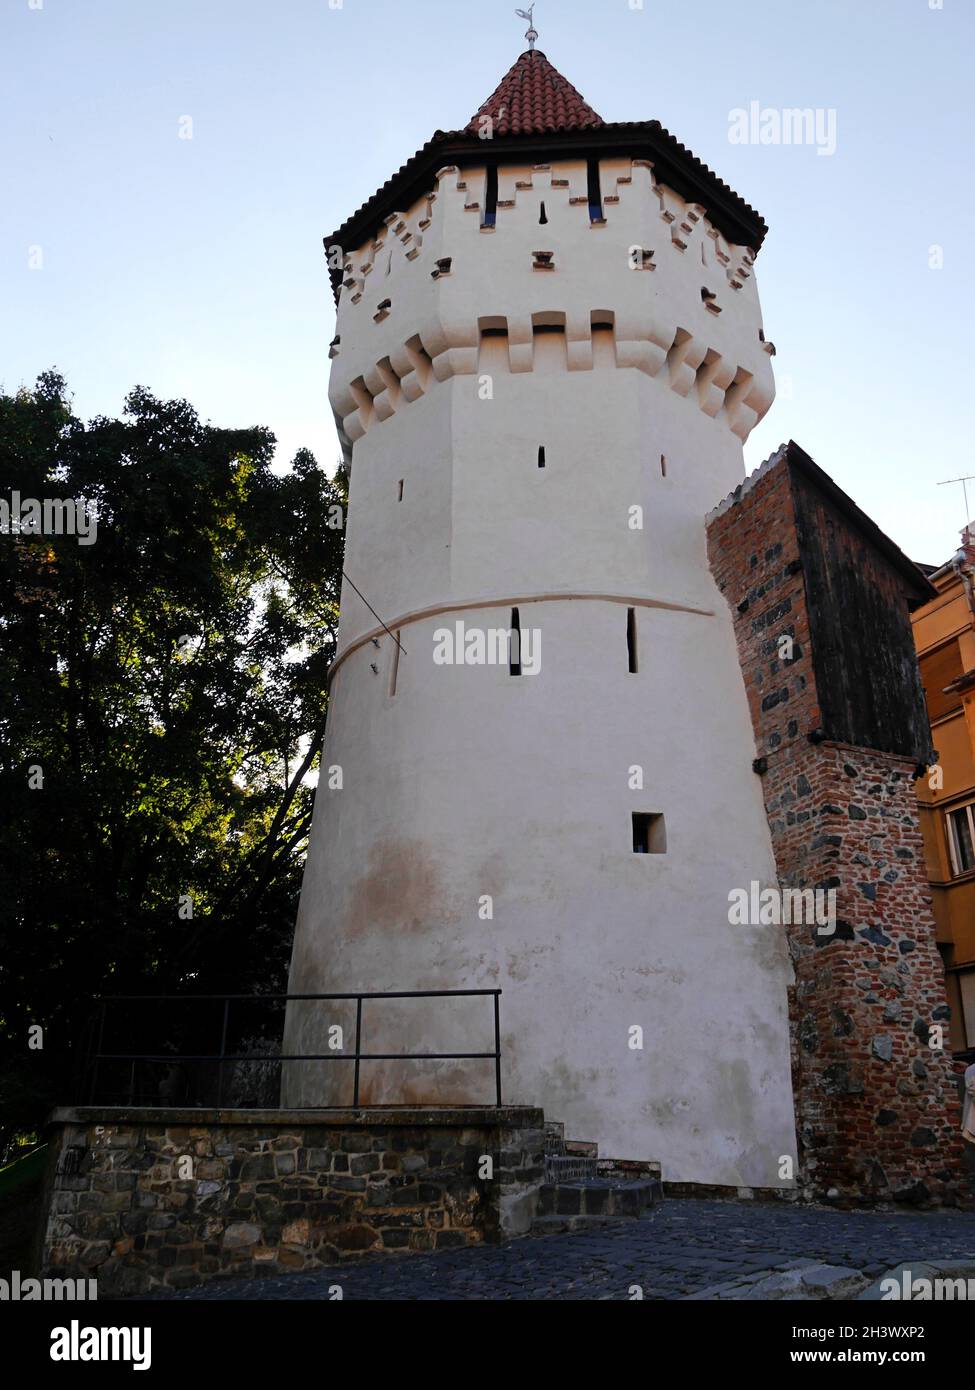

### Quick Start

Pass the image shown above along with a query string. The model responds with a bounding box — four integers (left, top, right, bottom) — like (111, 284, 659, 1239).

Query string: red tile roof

(466, 49, 604, 136)
(325, 51, 770, 297)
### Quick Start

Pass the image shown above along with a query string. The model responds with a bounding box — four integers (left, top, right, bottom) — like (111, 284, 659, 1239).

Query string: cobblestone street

(142, 1199, 975, 1301)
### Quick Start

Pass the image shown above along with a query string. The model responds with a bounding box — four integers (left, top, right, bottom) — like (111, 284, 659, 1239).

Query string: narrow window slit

(539, 200, 548, 224)
(389, 632, 401, 697)
(509, 607, 522, 677)
(586, 159, 604, 222)
(538, 446, 545, 468)
(627, 607, 638, 673)
(397, 479, 404, 501)
(660, 454, 667, 477)
(482, 165, 498, 228)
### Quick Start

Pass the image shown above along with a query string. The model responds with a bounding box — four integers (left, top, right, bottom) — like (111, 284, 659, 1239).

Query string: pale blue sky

(2, 0, 971, 565)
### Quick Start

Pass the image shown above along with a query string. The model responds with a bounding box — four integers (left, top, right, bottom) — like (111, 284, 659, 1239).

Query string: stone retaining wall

(37, 1106, 544, 1296)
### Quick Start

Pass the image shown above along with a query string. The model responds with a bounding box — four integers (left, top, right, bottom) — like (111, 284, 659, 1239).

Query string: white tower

(285, 49, 797, 1187)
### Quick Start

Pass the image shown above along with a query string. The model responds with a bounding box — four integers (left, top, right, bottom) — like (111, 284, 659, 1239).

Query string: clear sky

(3, 0, 972, 566)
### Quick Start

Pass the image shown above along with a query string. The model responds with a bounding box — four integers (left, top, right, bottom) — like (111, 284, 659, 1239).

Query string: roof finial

(515, 6, 538, 52)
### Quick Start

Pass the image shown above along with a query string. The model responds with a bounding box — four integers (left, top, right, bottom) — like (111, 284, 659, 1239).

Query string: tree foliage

(0, 372, 345, 1147)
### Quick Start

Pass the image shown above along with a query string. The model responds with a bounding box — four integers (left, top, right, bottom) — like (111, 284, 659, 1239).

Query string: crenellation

(329, 154, 774, 450)
(332, 311, 772, 448)
(697, 350, 737, 418)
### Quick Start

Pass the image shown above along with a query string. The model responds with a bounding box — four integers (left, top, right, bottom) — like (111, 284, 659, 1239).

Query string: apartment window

(960, 970, 975, 1051)
(946, 803, 975, 876)
(919, 638, 964, 723)
(632, 812, 666, 854)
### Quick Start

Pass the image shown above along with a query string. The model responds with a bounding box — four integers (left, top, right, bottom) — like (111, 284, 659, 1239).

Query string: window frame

(945, 800, 975, 877)
(958, 968, 975, 1052)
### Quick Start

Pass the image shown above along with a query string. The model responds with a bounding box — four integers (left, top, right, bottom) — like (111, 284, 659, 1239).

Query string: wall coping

(763, 738, 924, 771)
(46, 1105, 543, 1129)
(706, 441, 788, 523)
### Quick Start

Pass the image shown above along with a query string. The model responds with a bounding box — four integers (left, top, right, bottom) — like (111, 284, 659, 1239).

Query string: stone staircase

(532, 1122, 662, 1234)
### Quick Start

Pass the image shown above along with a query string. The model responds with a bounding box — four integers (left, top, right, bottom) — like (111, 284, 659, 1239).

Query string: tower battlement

(330, 155, 775, 452)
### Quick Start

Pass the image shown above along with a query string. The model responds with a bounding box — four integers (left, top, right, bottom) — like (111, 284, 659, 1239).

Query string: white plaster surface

(285, 157, 797, 1188)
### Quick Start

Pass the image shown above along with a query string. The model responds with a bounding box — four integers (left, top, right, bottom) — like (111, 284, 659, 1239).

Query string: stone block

(350, 1154, 381, 1176)
(239, 1155, 275, 1181)
(222, 1222, 261, 1249)
(380, 1228, 410, 1248)
(281, 1218, 311, 1247)
(340, 1134, 372, 1154)
(329, 1224, 378, 1253)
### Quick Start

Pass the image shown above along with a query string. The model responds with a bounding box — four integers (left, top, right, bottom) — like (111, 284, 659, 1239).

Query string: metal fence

(79, 989, 503, 1108)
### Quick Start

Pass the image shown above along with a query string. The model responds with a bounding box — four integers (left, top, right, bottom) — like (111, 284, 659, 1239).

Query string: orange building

(913, 527, 975, 1057)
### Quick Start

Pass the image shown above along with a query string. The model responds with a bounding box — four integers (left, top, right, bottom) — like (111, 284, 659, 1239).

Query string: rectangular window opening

(509, 607, 522, 677)
(660, 454, 667, 477)
(920, 638, 964, 723)
(389, 632, 401, 697)
(397, 479, 404, 501)
(627, 607, 638, 673)
(632, 812, 666, 854)
(947, 803, 975, 876)
(960, 970, 975, 1051)
(538, 446, 545, 469)
(482, 165, 498, 228)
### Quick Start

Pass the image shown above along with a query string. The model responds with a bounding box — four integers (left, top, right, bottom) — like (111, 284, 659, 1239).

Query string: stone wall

(37, 1106, 544, 1296)
(707, 447, 967, 1205)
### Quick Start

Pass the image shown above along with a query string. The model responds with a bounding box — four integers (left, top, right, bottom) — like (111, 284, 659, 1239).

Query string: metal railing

(80, 989, 503, 1109)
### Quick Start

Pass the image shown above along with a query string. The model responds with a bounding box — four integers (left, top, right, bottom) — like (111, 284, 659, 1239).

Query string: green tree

(0, 371, 345, 1149)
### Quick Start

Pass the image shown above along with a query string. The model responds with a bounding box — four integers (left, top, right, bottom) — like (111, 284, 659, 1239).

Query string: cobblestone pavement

(141, 1199, 975, 1301)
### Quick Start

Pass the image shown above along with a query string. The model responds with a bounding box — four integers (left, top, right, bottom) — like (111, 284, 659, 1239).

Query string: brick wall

(707, 450, 967, 1204)
(37, 1106, 544, 1295)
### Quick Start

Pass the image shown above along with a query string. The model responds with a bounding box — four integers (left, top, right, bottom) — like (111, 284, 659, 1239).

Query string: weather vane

(516, 6, 538, 51)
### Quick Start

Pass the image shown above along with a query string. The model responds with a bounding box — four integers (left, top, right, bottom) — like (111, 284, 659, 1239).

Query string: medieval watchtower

(285, 45, 798, 1187)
